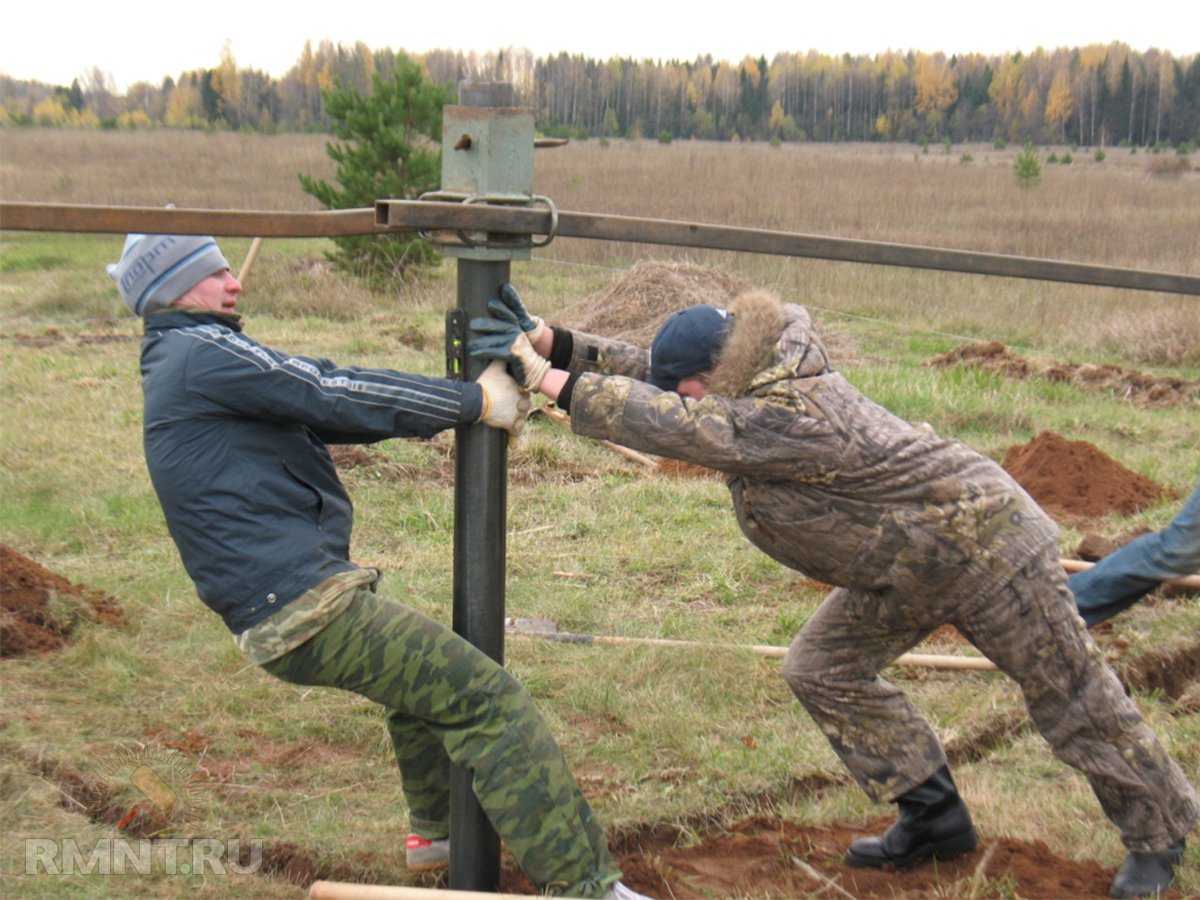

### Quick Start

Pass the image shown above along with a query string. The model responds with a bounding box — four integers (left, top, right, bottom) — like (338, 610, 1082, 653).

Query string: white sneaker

(405, 834, 449, 871)
(602, 881, 653, 900)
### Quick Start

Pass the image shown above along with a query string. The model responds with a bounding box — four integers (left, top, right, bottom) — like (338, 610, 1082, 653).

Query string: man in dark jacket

(470, 278, 1197, 899)
(109, 233, 646, 900)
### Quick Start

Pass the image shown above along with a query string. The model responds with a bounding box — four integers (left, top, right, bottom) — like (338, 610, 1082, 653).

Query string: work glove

(492, 283, 546, 345)
(475, 360, 531, 438)
(469, 313, 551, 393)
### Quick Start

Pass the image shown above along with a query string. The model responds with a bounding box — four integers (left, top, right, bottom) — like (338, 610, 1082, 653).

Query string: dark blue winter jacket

(140, 310, 483, 634)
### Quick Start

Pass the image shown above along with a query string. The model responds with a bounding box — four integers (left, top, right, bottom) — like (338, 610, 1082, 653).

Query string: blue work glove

(469, 317, 550, 392)
(492, 284, 546, 344)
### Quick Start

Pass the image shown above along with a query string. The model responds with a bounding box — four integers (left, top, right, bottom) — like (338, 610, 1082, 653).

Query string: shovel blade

(504, 616, 559, 635)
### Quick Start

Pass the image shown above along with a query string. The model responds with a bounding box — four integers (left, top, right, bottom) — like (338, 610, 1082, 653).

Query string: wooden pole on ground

(505, 621, 998, 671)
(1060, 557, 1200, 590)
(535, 406, 658, 468)
(309, 883, 532, 899)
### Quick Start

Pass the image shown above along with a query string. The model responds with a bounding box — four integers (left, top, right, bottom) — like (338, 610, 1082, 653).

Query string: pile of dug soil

(0, 544, 124, 657)
(1002, 431, 1174, 519)
(927, 341, 1199, 408)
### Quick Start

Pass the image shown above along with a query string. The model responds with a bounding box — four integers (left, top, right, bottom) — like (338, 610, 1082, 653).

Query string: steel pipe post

(449, 257, 507, 893)
(444, 81, 534, 894)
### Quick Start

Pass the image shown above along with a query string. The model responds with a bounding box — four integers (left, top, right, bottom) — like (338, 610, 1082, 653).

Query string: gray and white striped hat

(106, 233, 230, 316)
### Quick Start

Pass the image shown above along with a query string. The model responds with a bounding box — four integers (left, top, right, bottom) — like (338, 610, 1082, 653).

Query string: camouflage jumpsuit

(557, 289, 1198, 853)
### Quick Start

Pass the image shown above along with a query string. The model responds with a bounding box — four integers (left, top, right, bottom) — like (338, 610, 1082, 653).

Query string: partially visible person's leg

(264, 587, 620, 898)
(1069, 480, 1200, 626)
(957, 546, 1198, 852)
(781, 586, 946, 801)
(384, 712, 450, 839)
(782, 587, 976, 870)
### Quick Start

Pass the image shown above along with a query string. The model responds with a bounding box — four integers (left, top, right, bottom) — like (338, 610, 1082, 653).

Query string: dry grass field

(4, 129, 1197, 363)
(1, 128, 1198, 899)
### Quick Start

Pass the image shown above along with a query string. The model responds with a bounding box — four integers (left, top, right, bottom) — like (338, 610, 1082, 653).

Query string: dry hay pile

(551, 259, 749, 346)
(551, 261, 765, 480)
(926, 341, 1200, 408)
(551, 259, 862, 368)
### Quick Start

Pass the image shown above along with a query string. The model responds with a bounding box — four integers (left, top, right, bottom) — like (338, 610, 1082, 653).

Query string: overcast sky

(3, 1, 1196, 92)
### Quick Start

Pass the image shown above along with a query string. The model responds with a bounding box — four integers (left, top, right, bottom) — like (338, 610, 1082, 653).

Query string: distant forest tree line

(3, 40, 1198, 148)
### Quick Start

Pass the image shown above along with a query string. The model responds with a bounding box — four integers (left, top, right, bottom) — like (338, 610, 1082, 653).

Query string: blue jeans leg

(1068, 480, 1200, 626)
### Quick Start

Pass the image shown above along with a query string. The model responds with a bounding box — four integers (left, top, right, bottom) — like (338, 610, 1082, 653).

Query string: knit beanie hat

(106, 233, 230, 316)
(648, 305, 733, 391)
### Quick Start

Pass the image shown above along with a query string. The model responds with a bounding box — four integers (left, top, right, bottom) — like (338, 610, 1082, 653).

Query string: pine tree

(299, 55, 451, 286)
(1014, 140, 1042, 186)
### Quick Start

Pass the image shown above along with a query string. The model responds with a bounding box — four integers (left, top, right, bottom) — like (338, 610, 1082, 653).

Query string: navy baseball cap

(648, 305, 733, 391)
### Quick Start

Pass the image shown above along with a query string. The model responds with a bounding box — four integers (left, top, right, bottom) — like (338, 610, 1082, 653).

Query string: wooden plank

(4, 200, 1198, 296)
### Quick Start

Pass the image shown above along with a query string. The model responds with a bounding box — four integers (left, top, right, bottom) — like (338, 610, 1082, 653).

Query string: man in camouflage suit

(110, 232, 646, 899)
(470, 280, 1197, 899)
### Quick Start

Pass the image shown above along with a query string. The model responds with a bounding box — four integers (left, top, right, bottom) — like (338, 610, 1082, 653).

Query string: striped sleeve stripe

(185, 325, 468, 424)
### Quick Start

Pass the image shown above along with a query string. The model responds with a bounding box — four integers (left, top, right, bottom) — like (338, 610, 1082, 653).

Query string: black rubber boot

(845, 765, 978, 870)
(1109, 839, 1185, 898)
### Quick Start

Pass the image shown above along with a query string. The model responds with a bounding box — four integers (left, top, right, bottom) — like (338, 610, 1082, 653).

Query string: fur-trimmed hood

(707, 290, 830, 398)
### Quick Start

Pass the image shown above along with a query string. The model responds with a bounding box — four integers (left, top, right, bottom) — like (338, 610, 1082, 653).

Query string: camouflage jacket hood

(707, 289, 828, 399)
(563, 290, 1057, 597)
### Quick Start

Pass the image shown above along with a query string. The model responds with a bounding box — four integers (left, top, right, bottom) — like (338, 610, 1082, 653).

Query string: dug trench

(12, 699, 1191, 899)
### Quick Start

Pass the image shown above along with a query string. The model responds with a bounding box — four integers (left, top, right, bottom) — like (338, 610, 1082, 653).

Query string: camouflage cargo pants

(781, 544, 1198, 852)
(262, 586, 620, 897)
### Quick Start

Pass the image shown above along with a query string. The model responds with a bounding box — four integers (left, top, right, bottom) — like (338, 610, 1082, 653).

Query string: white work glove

(475, 360, 532, 438)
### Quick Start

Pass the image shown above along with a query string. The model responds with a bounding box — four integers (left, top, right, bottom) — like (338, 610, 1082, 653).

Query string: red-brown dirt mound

(0, 544, 124, 657)
(494, 815, 1140, 899)
(927, 341, 1200, 408)
(1002, 431, 1174, 519)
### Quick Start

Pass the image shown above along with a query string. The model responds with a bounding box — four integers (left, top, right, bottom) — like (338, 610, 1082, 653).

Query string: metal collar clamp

(417, 191, 558, 250)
